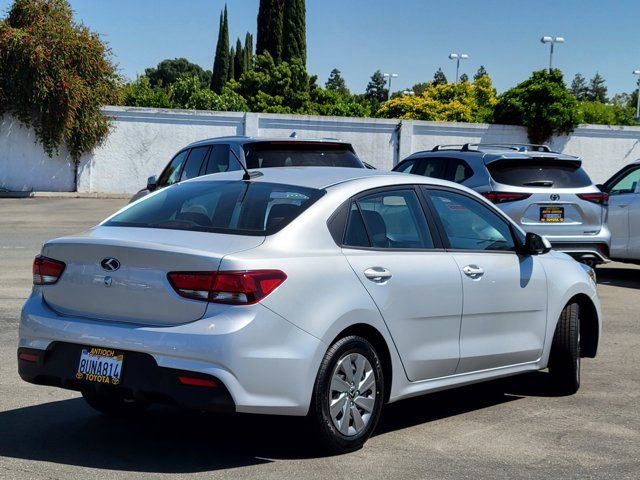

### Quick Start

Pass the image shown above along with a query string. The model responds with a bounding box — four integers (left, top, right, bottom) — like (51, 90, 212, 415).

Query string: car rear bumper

(19, 291, 326, 416)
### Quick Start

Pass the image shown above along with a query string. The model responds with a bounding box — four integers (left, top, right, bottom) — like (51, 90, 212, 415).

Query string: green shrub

(0, 0, 120, 160)
(577, 101, 637, 126)
(186, 87, 248, 112)
(120, 76, 171, 108)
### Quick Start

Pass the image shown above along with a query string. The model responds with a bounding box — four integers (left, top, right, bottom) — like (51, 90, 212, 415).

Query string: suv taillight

(33, 255, 66, 285)
(167, 270, 287, 305)
(577, 193, 609, 206)
(482, 192, 532, 204)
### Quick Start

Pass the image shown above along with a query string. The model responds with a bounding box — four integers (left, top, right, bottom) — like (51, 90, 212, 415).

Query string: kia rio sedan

(19, 167, 601, 452)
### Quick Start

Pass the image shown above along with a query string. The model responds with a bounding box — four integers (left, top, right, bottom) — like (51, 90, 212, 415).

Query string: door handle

(618, 204, 628, 208)
(462, 265, 485, 279)
(364, 267, 392, 283)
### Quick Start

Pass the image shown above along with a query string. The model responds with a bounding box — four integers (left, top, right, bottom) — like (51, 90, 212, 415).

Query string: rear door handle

(462, 265, 485, 279)
(364, 267, 392, 283)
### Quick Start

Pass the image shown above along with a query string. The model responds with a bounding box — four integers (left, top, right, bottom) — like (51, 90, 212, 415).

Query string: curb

(0, 191, 130, 199)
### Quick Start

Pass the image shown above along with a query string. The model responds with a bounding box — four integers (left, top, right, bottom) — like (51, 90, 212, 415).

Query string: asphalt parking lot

(0, 197, 638, 480)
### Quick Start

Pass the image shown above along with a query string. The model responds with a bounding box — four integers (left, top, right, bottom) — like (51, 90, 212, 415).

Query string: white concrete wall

(1, 106, 640, 194)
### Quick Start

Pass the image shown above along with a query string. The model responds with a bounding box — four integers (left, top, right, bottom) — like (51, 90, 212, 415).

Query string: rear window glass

(105, 181, 324, 235)
(244, 142, 364, 169)
(488, 159, 592, 188)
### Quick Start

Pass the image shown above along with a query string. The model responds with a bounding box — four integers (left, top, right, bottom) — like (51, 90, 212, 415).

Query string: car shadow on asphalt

(0, 372, 557, 471)
(596, 266, 640, 289)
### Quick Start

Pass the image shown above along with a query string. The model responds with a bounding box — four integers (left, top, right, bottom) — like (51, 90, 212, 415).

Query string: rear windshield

(244, 142, 364, 169)
(105, 181, 324, 235)
(488, 159, 592, 188)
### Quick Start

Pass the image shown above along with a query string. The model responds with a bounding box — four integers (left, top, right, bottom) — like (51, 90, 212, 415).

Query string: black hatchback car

(130, 136, 366, 202)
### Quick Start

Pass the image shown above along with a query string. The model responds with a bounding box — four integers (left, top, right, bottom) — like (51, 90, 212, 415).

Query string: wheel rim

(329, 352, 377, 437)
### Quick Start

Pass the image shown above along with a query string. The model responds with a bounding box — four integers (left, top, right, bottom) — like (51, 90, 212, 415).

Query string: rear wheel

(310, 335, 384, 453)
(82, 388, 150, 417)
(548, 302, 581, 395)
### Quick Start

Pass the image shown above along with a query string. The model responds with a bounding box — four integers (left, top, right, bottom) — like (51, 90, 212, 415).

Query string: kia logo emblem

(550, 194, 560, 201)
(100, 258, 120, 272)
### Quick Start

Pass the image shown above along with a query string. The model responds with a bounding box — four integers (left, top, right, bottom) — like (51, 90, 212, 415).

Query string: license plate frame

(540, 206, 565, 223)
(76, 347, 124, 386)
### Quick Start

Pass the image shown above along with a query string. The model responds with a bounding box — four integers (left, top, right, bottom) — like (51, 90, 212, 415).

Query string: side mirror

(146, 175, 158, 192)
(523, 232, 552, 255)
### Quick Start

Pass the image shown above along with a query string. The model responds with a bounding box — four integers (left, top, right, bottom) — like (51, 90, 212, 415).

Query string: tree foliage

(256, 0, 284, 63)
(377, 75, 497, 123)
(210, 5, 229, 93)
(459, 73, 469, 83)
(325, 68, 349, 96)
(0, 0, 120, 160)
(493, 69, 579, 144)
(474, 65, 488, 81)
(364, 70, 388, 110)
(282, 0, 306, 65)
(432, 68, 447, 85)
(577, 100, 637, 126)
(569, 73, 589, 101)
(587, 72, 608, 103)
(145, 58, 210, 89)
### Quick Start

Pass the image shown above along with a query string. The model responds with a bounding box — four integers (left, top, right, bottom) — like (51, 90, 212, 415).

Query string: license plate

(540, 206, 564, 223)
(76, 347, 124, 385)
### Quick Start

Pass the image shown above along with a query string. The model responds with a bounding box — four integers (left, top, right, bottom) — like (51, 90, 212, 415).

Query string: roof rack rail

(431, 144, 468, 152)
(461, 143, 553, 153)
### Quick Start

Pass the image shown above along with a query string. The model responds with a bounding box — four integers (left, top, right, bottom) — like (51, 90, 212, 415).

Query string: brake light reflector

(178, 376, 217, 388)
(18, 352, 40, 363)
(482, 192, 532, 204)
(33, 255, 66, 285)
(578, 193, 609, 206)
(167, 270, 287, 305)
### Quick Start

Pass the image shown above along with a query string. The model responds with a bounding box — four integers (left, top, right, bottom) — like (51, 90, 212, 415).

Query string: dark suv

(131, 136, 366, 202)
(393, 143, 610, 265)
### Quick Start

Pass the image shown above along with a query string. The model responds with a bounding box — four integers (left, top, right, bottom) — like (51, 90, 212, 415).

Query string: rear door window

(204, 144, 236, 175)
(447, 159, 473, 183)
(488, 159, 592, 188)
(180, 146, 210, 182)
(413, 158, 448, 179)
(157, 150, 189, 188)
(244, 142, 364, 168)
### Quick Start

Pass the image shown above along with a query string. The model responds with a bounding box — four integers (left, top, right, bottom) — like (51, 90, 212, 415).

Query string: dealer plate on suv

(76, 347, 124, 385)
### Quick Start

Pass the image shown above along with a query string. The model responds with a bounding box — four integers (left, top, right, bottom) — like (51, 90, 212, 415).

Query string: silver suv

(394, 144, 610, 265)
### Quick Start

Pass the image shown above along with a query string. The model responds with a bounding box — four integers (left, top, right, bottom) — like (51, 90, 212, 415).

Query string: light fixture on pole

(633, 70, 640, 120)
(403, 89, 415, 96)
(383, 73, 398, 100)
(540, 36, 565, 72)
(448, 53, 469, 83)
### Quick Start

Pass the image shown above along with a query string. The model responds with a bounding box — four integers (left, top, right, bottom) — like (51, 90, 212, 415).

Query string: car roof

(186, 166, 455, 191)
(185, 136, 352, 149)
(405, 147, 582, 165)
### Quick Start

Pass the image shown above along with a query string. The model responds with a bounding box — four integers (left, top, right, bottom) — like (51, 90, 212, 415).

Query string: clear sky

(1, 0, 638, 96)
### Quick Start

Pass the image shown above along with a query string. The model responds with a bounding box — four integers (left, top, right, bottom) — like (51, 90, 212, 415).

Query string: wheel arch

(569, 293, 599, 358)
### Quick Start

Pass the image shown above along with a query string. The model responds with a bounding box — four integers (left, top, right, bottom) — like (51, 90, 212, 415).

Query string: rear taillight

(482, 192, 532, 204)
(167, 270, 287, 305)
(578, 192, 609, 206)
(33, 255, 66, 285)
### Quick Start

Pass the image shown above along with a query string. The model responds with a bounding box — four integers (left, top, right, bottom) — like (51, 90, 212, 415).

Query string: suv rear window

(488, 159, 592, 188)
(244, 142, 363, 169)
(105, 181, 324, 235)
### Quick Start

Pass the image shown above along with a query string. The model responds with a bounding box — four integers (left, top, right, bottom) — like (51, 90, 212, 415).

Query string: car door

(606, 166, 640, 259)
(424, 187, 548, 373)
(340, 187, 463, 382)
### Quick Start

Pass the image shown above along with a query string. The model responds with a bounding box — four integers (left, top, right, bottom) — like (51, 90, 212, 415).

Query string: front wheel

(310, 335, 384, 453)
(548, 302, 581, 395)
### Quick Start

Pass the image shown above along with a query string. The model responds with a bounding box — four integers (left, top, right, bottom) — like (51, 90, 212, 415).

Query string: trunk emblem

(550, 194, 560, 201)
(101, 258, 120, 272)
(104, 276, 113, 287)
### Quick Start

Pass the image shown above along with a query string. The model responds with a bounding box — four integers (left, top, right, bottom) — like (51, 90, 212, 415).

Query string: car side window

(157, 150, 189, 188)
(344, 189, 434, 249)
(394, 160, 416, 173)
(205, 145, 234, 175)
(180, 146, 210, 182)
(448, 159, 473, 183)
(428, 189, 516, 252)
(609, 167, 640, 195)
(413, 158, 447, 179)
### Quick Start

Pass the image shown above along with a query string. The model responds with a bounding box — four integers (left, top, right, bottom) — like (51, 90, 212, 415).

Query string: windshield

(243, 142, 364, 169)
(105, 181, 324, 235)
(488, 159, 592, 188)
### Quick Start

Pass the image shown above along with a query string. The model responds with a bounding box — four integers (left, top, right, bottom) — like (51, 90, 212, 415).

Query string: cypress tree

(210, 5, 229, 92)
(282, 0, 306, 65)
(228, 46, 235, 81)
(234, 38, 244, 79)
(257, 0, 284, 63)
(244, 32, 254, 72)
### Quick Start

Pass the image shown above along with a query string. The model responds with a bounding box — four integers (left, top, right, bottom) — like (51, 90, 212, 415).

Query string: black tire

(82, 388, 150, 417)
(548, 302, 581, 395)
(310, 335, 384, 453)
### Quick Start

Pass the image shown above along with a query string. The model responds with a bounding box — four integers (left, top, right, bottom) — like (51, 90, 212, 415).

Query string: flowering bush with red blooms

(0, 0, 120, 160)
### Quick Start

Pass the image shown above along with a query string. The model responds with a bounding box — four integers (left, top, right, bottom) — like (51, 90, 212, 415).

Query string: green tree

(186, 87, 248, 112)
(474, 65, 488, 81)
(433, 68, 447, 85)
(310, 88, 369, 117)
(210, 5, 229, 93)
(228, 46, 235, 81)
(244, 32, 254, 71)
(282, 0, 306, 65)
(364, 70, 388, 109)
(256, 0, 284, 63)
(493, 69, 579, 144)
(459, 73, 469, 83)
(0, 0, 120, 160)
(587, 72, 608, 103)
(570, 73, 589, 101)
(411, 82, 430, 96)
(233, 38, 244, 79)
(577, 98, 637, 126)
(325, 68, 349, 96)
(120, 76, 171, 108)
(145, 58, 210, 89)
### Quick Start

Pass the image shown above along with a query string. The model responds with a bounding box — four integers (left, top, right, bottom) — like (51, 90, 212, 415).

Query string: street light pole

(383, 73, 398, 101)
(448, 53, 469, 83)
(540, 36, 565, 72)
(634, 70, 640, 120)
